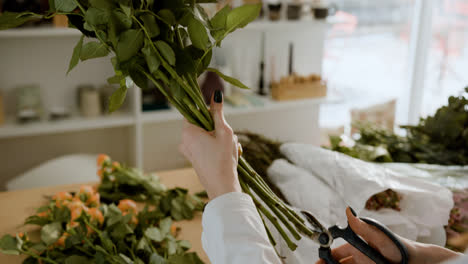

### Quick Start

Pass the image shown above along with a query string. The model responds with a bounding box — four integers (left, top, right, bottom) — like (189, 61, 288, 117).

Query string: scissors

(300, 210, 409, 264)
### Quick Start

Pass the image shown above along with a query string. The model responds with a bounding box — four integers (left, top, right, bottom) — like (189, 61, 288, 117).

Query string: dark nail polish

(214, 90, 223, 103)
(349, 207, 357, 216)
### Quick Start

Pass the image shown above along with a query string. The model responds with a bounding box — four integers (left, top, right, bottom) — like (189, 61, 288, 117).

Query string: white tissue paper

(272, 143, 454, 247)
(265, 159, 347, 263)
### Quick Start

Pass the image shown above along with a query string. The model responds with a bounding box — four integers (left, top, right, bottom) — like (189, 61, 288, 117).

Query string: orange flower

(68, 199, 86, 212)
(54, 232, 69, 248)
(112, 161, 121, 170)
(170, 224, 178, 236)
(37, 211, 49, 218)
(97, 154, 110, 167)
(86, 193, 100, 207)
(52, 191, 73, 201)
(68, 221, 80, 229)
(97, 169, 104, 180)
(130, 215, 138, 226)
(88, 208, 104, 225)
(118, 199, 137, 214)
(79, 185, 95, 196)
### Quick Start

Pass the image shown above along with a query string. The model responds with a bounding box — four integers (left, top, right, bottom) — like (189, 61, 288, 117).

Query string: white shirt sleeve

(201, 192, 282, 264)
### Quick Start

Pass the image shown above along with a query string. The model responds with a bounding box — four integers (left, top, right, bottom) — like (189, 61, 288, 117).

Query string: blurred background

(0, 0, 466, 191)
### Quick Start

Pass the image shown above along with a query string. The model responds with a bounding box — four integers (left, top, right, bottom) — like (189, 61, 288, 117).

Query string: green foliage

(54, 0, 77, 12)
(67, 35, 84, 74)
(0, 12, 43, 30)
(329, 88, 468, 165)
(1, 156, 207, 263)
(207, 68, 250, 89)
(0, 235, 20, 255)
(80, 42, 109, 61)
(109, 83, 128, 112)
(41, 222, 62, 245)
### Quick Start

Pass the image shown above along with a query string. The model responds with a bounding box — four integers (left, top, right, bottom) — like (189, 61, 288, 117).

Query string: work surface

(0, 168, 210, 263)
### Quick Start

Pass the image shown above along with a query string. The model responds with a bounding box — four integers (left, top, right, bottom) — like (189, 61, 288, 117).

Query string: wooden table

(0, 168, 209, 263)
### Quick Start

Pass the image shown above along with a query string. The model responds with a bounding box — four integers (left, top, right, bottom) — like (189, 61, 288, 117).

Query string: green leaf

(149, 253, 166, 264)
(157, 9, 176, 26)
(129, 67, 149, 90)
(116, 29, 144, 62)
(141, 14, 160, 38)
(226, 4, 261, 33)
(187, 15, 210, 51)
(145, 227, 163, 242)
(155, 41, 176, 66)
(0, 12, 43, 30)
(136, 237, 151, 252)
(67, 35, 84, 74)
(41, 222, 62, 245)
(159, 217, 172, 236)
(108, 71, 125, 84)
(65, 255, 89, 264)
(142, 40, 161, 74)
(118, 254, 133, 264)
(108, 83, 128, 112)
(167, 239, 177, 255)
(207, 68, 250, 89)
(85, 8, 109, 26)
(89, 0, 114, 9)
(120, 4, 132, 17)
(109, 10, 133, 47)
(209, 5, 230, 40)
(24, 215, 50, 226)
(49, 0, 56, 12)
(54, 0, 77, 12)
(80, 42, 109, 61)
(0, 235, 20, 255)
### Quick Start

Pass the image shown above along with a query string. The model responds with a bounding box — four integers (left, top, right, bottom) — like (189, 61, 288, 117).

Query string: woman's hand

(317, 208, 463, 264)
(179, 90, 242, 200)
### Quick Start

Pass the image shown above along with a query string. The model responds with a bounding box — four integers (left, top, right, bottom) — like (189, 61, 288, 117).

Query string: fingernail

(349, 207, 357, 216)
(214, 90, 223, 103)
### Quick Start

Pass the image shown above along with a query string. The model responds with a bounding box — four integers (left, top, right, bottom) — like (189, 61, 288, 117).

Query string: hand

(179, 90, 241, 200)
(316, 208, 463, 264)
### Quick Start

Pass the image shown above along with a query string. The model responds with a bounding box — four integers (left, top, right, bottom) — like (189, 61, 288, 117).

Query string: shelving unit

(0, 18, 331, 184)
(0, 113, 134, 139)
(0, 27, 80, 38)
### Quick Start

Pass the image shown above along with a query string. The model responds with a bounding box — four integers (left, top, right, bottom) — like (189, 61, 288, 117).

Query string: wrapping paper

(265, 143, 454, 263)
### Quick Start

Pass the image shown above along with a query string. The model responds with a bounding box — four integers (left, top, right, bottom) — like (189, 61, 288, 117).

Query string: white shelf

(0, 27, 81, 39)
(141, 96, 338, 124)
(0, 113, 134, 139)
(245, 19, 329, 31)
(0, 19, 329, 39)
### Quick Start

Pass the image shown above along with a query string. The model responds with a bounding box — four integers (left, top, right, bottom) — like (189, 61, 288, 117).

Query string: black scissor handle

(319, 217, 409, 264)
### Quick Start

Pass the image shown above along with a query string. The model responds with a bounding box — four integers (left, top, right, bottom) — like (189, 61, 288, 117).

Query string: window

(422, 0, 468, 116)
(320, 0, 416, 129)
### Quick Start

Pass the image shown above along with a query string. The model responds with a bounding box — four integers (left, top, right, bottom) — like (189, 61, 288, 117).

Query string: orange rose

(112, 161, 121, 170)
(170, 224, 178, 236)
(86, 193, 100, 207)
(54, 232, 69, 248)
(118, 199, 137, 214)
(88, 208, 104, 226)
(96, 154, 110, 167)
(52, 191, 73, 201)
